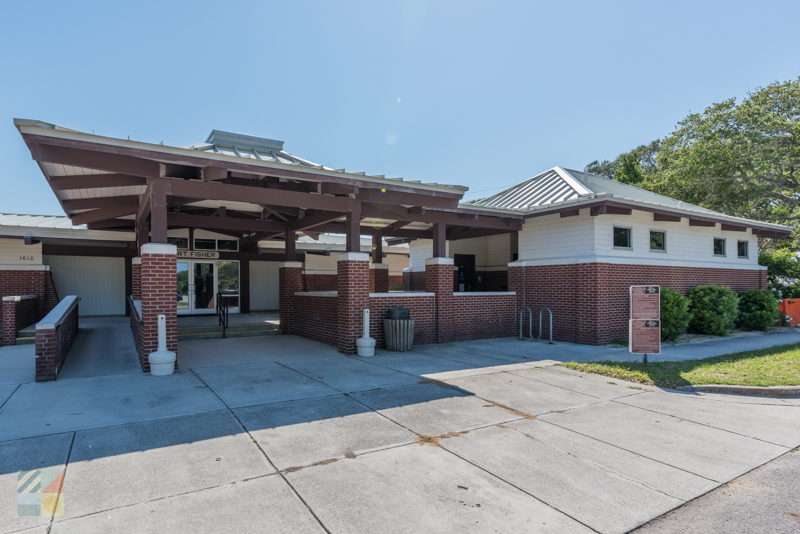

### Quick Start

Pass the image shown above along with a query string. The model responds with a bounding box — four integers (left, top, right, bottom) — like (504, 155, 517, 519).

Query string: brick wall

(337, 255, 370, 353)
(426, 260, 455, 343)
(389, 275, 404, 289)
(131, 257, 141, 299)
(35, 297, 79, 382)
(288, 294, 338, 345)
(369, 295, 436, 347)
(0, 268, 59, 329)
(372, 265, 389, 293)
(2, 296, 38, 345)
(304, 274, 337, 291)
(403, 270, 427, 291)
(136, 245, 177, 372)
(510, 262, 768, 345)
(449, 294, 517, 341)
(280, 263, 303, 334)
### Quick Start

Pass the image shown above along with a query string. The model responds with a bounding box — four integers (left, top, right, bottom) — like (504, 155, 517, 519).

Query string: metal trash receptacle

(383, 319, 415, 351)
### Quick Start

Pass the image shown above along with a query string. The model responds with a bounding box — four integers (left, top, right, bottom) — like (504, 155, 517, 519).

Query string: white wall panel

(0, 238, 42, 265)
(518, 210, 596, 262)
(43, 255, 125, 315)
(249, 261, 280, 310)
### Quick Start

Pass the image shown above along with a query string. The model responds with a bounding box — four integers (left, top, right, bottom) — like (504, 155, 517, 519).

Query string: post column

(336, 252, 370, 353)
(371, 263, 389, 293)
(131, 257, 142, 300)
(139, 243, 177, 372)
(425, 257, 455, 343)
(279, 261, 303, 334)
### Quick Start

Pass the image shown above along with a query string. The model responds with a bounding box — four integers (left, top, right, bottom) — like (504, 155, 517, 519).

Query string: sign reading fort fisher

(629, 285, 661, 355)
(177, 249, 220, 260)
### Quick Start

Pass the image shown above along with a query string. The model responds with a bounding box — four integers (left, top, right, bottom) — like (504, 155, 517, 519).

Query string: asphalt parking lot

(1, 325, 799, 533)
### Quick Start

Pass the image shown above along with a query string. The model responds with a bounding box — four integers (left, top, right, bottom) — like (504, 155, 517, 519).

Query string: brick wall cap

(279, 261, 303, 268)
(295, 291, 338, 297)
(509, 258, 768, 270)
(141, 243, 177, 255)
(0, 265, 49, 271)
(2, 294, 37, 302)
(406, 266, 426, 272)
(453, 291, 516, 296)
(425, 257, 455, 266)
(132, 257, 142, 265)
(369, 263, 389, 269)
(337, 252, 370, 262)
(36, 295, 80, 330)
(369, 292, 434, 297)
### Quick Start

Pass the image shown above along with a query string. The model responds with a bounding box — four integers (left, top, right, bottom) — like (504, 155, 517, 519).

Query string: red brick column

(425, 257, 455, 343)
(279, 261, 303, 334)
(337, 252, 371, 353)
(507, 262, 525, 333)
(371, 263, 389, 293)
(139, 244, 177, 373)
(131, 257, 142, 299)
(2, 295, 38, 346)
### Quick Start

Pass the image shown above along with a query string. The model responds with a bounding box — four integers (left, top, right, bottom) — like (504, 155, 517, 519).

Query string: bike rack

(519, 306, 534, 340)
(538, 307, 554, 344)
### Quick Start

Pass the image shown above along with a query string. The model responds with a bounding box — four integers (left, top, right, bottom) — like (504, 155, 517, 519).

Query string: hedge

(688, 285, 739, 336)
(660, 287, 691, 342)
(737, 289, 779, 331)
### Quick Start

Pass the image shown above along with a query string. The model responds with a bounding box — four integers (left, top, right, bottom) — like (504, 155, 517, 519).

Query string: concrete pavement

(1, 321, 799, 533)
(634, 449, 800, 534)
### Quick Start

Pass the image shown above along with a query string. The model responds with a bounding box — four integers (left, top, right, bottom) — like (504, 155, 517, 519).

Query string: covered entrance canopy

(15, 119, 523, 257)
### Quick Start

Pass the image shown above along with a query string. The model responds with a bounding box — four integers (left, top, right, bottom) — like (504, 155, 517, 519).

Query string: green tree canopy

(585, 78, 800, 247)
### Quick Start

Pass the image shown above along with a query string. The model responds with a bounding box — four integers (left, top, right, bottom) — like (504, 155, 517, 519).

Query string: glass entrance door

(193, 262, 216, 313)
(176, 260, 239, 315)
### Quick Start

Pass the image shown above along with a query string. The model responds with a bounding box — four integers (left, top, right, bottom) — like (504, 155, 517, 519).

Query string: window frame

(194, 238, 217, 251)
(713, 237, 727, 257)
(649, 229, 667, 253)
(737, 240, 749, 259)
(612, 226, 633, 250)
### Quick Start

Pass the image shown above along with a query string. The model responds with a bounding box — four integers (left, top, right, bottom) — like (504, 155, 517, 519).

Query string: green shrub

(737, 290, 779, 331)
(660, 287, 691, 342)
(687, 285, 739, 336)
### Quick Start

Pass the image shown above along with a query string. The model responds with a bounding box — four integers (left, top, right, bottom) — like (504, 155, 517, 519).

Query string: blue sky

(1, 0, 799, 215)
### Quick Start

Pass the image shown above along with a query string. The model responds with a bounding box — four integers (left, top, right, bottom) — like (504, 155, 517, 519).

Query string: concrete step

(16, 328, 36, 345)
(177, 323, 279, 340)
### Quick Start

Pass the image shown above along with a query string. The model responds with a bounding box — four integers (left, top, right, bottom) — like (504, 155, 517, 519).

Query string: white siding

(385, 253, 409, 275)
(43, 256, 125, 315)
(515, 209, 762, 269)
(449, 237, 488, 267)
(593, 211, 760, 269)
(249, 261, 280, 310)
(0, 238, 42, 265)
(409, 239, 436, 270)
(304, 253, 338, 274)
(485, 234, 511, 269)
(518, 209, 597, 262)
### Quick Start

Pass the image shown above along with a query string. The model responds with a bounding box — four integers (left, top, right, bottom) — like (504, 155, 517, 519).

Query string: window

(649, 230, 666, 252)
(217, 239, 239, 252)
(613, 227, 632, 249)
(737, 240, 749, 258)
(713, 238, 726, 256)
(194, 238, 216, 250)
(167, 237, 188, 249)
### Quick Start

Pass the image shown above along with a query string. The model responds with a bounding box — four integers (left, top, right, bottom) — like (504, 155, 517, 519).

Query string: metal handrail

(216, 288, 230, 338)
(519, 306, 533, 340)
(538, 307, 554, 344)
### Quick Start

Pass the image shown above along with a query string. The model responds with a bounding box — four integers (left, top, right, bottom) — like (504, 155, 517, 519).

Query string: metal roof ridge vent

(205, 129, 285, 152)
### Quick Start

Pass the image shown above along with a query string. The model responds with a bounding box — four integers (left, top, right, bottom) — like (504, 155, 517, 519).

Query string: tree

(585, 78, 800, 248)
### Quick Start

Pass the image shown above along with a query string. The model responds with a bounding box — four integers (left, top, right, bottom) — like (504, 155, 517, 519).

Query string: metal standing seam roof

(0, 213, 84, 229)
(470, 166, 792, 231)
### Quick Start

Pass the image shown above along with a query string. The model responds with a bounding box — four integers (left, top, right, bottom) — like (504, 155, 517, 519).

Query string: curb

(676, 384, 800, 397)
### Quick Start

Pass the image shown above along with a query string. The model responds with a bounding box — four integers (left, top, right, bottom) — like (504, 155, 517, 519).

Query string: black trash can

(384, 307, 414, 351)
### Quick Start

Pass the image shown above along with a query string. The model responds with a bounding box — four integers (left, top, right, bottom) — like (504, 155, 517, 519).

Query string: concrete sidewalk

(415, 327, 800, 364)
(1, 330, 798, 533)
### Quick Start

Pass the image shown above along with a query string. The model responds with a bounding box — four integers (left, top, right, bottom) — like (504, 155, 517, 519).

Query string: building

(1, 119, 791, 380)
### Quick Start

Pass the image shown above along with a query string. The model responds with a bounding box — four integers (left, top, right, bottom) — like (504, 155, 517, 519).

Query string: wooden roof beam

(30, 142, 159, 177)
(50, 174, 147, 190)
(70, 203, 140, 225)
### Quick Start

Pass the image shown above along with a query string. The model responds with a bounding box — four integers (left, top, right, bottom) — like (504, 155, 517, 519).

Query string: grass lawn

(562, 343, 800, 388)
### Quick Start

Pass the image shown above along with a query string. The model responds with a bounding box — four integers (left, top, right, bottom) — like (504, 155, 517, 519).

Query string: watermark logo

(17, 468, 64, 517)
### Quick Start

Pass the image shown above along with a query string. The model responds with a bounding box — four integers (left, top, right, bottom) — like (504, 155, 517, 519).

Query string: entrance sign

(177, 249, 220, 260)
(629, 285, 661, 356)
